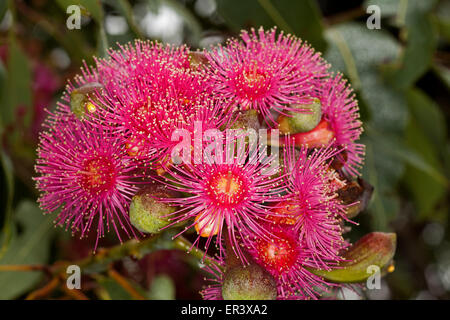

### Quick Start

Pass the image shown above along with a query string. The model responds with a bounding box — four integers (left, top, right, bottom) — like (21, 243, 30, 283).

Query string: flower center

(235, 64, 270, 102)
(243, 69, 265, 87)
(255, 232, 298, 274)
(207, 171, 246, 206)
(79, 156, 117, 195)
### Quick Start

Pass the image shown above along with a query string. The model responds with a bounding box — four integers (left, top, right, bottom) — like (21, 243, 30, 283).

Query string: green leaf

(362, 135, 403, 230)
(97, 25, 109, 58)
(433, 0, 450, 41)
(0, 201, 55, 299)
(0, 38, 32, 126)
(403, 89, 447, 219)
(370, 0, 440, 89)
(325, 24, 408, 132)
(311, 232, 397, 283)
(0, 60, 6, 125)
(0, 0, 7, 22)
(406, 88, 446, 148)
(366, 127, 447, 186)
(325, 23, 400, 75)
(387, 13, 437, 89)
(0, 150, 14, 259)
(79, 0, 104, 24)
(147, 274, 176, 300)
(403, 125, 446, 220)
(216, 0, 327, 51)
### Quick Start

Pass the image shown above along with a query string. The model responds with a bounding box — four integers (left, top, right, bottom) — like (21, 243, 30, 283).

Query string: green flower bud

(70, 82, 104, 119)
(222, 264, 277, 300)
(310, 232, 397, 283)
(129, 184, 179, 234)
(278, 98, 322, 134)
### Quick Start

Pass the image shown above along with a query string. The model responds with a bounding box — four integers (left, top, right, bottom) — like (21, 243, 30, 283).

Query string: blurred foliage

(0, 0, 449, 300)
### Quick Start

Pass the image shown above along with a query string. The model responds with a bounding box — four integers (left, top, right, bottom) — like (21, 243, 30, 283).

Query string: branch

(108, 266, 146, 300)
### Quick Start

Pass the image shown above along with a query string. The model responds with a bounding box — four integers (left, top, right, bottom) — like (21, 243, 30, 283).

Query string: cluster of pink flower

(35, 27, 365, 300)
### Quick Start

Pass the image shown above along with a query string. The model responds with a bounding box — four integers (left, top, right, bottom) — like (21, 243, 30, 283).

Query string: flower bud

(277, 98, 322, 134)
(289, 119, 334, 148)
(222, 264, 277, 300)
(129, 184, 179, 234)
(194, 211, 221, 238)
(311, 232, 397, 283)
(337, 178, 374, 218)
(70, 82, 104, 119)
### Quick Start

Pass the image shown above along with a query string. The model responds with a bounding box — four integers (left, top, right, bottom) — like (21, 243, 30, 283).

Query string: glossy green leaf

(216, 0, 326, 51)
(311, 232, 397, 283)
(0, 201, 55, 299)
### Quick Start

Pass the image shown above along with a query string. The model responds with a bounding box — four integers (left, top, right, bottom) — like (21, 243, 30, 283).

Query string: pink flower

(278, 144, 350, 269)
(95, 40, 191, 88)
(154, 147, 286, 262)
(245, 225, 336, 299)
(204, 27, 329, 124)
(53, 40, 196, 122)
(93, 68, 227, 165)
(35, 114, 144, 249)
(315, 74, 365, 176)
